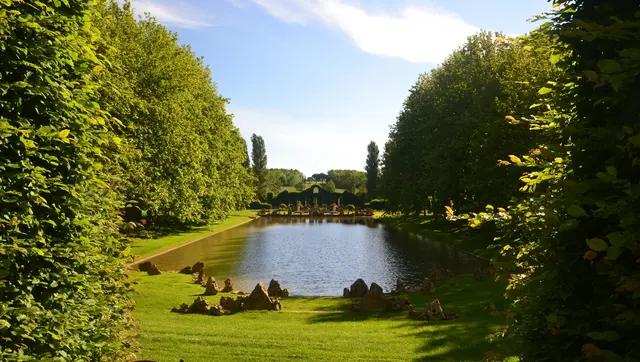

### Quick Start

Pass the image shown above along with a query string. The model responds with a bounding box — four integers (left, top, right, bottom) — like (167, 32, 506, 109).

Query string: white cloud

(127, 0, 213, 28)
(250, 0, 478, 63)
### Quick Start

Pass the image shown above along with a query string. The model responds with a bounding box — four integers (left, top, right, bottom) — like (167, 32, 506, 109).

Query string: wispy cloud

(249, 0, 478, 64)
(127, 0, 213, 28)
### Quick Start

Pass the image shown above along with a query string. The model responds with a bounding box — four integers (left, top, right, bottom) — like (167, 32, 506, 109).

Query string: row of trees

(382, 31, 555, 214)
(382, 1, 639, 359)
(0, 0, 254, 359)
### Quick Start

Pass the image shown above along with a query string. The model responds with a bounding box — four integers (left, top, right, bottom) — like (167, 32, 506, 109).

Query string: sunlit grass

(131, 272, 506, 361)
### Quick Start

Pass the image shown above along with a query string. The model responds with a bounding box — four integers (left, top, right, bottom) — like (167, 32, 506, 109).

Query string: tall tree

(0, 1, 130, 359)
(365, 141, 380, 199)
(251, 134, 268, 200)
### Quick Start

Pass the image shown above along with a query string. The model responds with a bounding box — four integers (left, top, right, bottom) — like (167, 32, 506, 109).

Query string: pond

(146, 217, 480, 296)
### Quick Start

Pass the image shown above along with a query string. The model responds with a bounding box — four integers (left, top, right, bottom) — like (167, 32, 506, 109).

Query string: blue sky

(128, 0, 550, 176)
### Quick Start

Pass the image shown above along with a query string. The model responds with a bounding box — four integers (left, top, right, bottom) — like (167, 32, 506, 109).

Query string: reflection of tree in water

(151, 217, 482, 296)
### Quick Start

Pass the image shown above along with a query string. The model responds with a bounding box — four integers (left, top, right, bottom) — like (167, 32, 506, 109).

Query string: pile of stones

(342, 278, 409, 312)
(171, 280, 289, 317)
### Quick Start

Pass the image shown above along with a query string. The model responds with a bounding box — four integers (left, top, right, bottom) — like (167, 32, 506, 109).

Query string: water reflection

(147, 217, 479, 296)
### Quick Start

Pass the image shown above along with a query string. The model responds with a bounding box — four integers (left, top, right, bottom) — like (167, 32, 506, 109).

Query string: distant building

(269, 184, 363, 207)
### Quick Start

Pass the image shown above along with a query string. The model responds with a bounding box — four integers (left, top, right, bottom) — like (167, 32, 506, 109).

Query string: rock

(193, 271, 205, 285)
(178, 266, 192, 274)
(220, 296, 244, 313)
(368, 282, 384, 298)
(424, 299, 458, 320)
(394, 278, 406, 293)
(267, 279, 289, 298)
(343, 288, 351, 298)
(244, 283, 279, 310)
(187, 297, 211, 314)
(209, 305, 228, 316)
(171, 303, 189, 314)
(146, 263, 161, 276)
(191, 261, 205, 274)
(203, 276, 220, 296)
(350, 278, 369, 297)
(138, 261, 152, 272)
(426, 299, 446, 320)
(222, 278, 234, 292)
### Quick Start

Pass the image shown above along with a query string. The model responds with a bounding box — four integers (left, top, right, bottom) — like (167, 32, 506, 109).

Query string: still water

(147, 217, 479, 296)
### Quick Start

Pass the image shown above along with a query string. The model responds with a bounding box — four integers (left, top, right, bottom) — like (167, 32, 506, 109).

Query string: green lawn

(131, 272, 507, 361)
(129, 210, 257, 261)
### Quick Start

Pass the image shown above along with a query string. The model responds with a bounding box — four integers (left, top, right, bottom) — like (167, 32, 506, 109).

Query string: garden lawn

(131, 272, 507, 361)
(129, 210, 257, 260)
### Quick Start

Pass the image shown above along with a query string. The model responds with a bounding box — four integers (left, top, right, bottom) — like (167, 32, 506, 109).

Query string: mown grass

(129, 210, 257, 260)
(131, 272, 507, 361)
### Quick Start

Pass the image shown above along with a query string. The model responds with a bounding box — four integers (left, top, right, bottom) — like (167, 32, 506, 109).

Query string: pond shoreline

(127, 213, 259, 269)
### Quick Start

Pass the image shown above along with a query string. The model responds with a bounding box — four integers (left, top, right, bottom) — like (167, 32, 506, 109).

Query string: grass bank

(128, 210, 257, 261)
(131, 272, 507, 361)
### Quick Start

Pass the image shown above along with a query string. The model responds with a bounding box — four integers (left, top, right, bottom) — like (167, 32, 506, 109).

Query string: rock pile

(343, 279, 408, 312)
(244, 283, 282, 311)
(267, 279, 289, 298)
(203, 276, 220, 296)
(192, 270, 205, 285)
(342, 278, 368, 298)
(137, 261, 161, 276)
(171, 282, 283, 317)
(222, 278, 234, 292)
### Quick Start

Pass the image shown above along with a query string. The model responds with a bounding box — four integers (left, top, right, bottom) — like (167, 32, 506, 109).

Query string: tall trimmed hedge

(0, 0, 131, 360)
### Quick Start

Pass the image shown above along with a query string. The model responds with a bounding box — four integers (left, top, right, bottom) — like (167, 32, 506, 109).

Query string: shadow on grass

(305, 276, 507, 361)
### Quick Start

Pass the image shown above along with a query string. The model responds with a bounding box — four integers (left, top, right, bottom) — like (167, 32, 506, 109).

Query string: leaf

(549, 54, 561, 64)
(567, 205, 587, 218)
(538, 87, 553, 95)
(583, 70, 599, 81)
(586, 238, 608, 252)
(58, 129, 70, 138)
(508, 155, 522, 164)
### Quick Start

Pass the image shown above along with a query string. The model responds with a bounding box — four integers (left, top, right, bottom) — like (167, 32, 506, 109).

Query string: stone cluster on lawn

(342, 278, 410, 312)
(171, 280, 289, 317)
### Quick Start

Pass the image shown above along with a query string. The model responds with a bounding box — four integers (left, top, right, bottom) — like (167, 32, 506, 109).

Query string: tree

(365, 141, 380, 199)
(0, 1, 130, 359)
(251, 134, 268, 200)
(327, 169, 366, 192)
(381, 31, 554, 214)
(96, 1, 254, 225)
(325, 180, 336, 192)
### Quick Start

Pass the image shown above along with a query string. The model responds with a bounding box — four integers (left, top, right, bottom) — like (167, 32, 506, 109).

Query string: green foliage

(0, 0, 131, 359)
(365, 141, 380, 199)
(458, 2, 640, 359)
(264, 168, 305, 195)
(382, 31, 557, 214)
(96, 1, 254, 225)
(327, 169, 366, 193)
(251, 133, 268, 200)
(325, 179, 336, 192)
